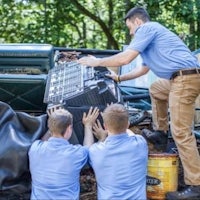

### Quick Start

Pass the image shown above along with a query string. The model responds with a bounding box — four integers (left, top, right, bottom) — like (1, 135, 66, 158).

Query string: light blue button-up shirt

(89, 133, 148, 200)
(127, 22, 200, 79)
(29, 137, 88, 200)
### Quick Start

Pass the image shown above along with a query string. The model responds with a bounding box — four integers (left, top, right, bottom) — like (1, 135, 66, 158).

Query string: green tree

(0, 0, 199, 50)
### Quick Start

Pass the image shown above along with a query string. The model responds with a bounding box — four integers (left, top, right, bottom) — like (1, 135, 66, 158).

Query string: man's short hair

(102, 103, 129, 132)
(48, 109, 73, 136)
(124, 6, 150, 22)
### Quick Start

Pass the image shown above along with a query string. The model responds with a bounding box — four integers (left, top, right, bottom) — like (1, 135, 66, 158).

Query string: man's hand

(77, 55, 100, 67)
(47, 104, 63, 116)
(105, 69, 118, 82)
(93, 119, 108, 142)
(83, 107, 99, 147)
(82, 107, 99, 127)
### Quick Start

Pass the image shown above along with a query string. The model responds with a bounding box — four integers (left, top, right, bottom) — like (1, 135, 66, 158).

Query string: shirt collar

(105, 133, 128, 142)
(48, 137, 69, 145)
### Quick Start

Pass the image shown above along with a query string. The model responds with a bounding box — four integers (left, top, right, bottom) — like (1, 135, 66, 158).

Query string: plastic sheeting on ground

(0, 101, 47, 198)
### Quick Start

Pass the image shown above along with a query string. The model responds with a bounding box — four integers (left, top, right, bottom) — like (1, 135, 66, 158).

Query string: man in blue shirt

(28, 108, 98, 200)
(82, 104, 148, 200)
(78, 6, 200, 200)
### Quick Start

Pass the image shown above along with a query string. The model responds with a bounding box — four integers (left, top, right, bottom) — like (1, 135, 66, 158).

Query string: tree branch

(69, 0, 119, 49)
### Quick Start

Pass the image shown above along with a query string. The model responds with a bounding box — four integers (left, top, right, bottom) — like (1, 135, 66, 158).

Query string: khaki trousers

(149, 74, 200, 185)
(195, 95, 200, 125)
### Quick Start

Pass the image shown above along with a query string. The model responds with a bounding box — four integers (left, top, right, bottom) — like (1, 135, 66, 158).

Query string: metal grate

(43, 61, 94, 104)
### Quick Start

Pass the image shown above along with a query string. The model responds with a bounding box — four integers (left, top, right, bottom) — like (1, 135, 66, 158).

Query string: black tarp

(0, 101, 47, 199)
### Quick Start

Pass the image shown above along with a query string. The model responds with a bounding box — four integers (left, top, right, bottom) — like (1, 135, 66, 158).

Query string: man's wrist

(95, 58, 101, 67)
(84, 125, 93, 128)
(116, 75, 121, 83)
(119, 75, 121, 82)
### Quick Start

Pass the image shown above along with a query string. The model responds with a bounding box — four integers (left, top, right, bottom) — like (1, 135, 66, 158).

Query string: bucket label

(146, 175, 161, 186)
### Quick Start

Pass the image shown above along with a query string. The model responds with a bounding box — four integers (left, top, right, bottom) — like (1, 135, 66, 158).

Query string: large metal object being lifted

(43, 52, 122, 144)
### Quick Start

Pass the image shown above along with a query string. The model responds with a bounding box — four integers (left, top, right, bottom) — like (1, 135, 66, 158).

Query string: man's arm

(92, 119, 108, 142)
(82, 107, 99, 147)
(119, 65, 150, 81)
(77, 49, 139, 68)
(107, 65, 150, 82)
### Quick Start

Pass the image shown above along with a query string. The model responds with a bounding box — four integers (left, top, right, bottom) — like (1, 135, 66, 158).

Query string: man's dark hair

(124, 6, 150, 22)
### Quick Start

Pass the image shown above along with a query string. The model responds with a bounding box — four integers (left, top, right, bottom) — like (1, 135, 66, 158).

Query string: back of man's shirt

(89, 133, 148, 200)
(29, 137, 88, 200)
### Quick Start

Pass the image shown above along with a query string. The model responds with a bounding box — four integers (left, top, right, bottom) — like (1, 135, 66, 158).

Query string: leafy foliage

(0, 0, 199, 50)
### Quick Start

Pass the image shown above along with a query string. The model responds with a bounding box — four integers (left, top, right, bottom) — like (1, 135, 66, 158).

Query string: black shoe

(166, 185, 200, 200)
(142, 129, 168, 151)
(129, 111, 149, 127)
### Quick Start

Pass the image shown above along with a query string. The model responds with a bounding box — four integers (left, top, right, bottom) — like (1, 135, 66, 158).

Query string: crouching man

(28, 108, 98, 200)
(82, 103, 148, 200)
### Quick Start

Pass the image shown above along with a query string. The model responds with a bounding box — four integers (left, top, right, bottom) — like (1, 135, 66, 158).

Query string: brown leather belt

(171, 68, 200, 80)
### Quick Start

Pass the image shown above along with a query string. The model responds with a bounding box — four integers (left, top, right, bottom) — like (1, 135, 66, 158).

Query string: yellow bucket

(147, 153, 179, 200)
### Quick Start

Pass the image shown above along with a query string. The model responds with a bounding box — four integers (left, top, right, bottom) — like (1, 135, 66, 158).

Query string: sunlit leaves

(0, 0, 199, 50)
